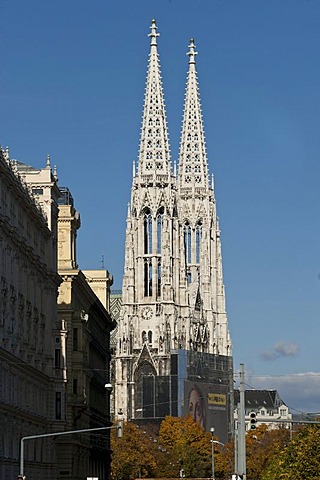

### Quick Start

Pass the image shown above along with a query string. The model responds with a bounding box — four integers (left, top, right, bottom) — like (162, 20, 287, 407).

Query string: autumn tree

(157, 415, 214, 478)
(262, 424, 320, 480)
(245, 424, 291, 479)
(111, 421, 157, 480)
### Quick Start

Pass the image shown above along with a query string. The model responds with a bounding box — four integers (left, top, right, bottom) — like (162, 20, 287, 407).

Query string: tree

(245, 424, 290, 480)
(158, 416, 213, 478)
(262, 424, 320, 480)
(111, 421, 157, 480)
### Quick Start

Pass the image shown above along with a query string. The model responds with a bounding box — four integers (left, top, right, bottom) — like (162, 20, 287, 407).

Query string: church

(114, 20, 233, 442)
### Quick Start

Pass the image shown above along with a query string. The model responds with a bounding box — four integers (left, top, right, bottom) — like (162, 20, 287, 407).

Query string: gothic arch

(134, 360, 157, 419)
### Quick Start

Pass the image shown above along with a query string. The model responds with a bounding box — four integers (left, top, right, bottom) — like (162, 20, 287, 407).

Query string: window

(157, 261, 161, 297)
(184, 223, 191, 264)
(55, 392, 62, 419)
(73, 379, 78, 395)
(144, 209, 152, 254)
(157, 208, 164, 253)
(144, 259, 152, 297)
(54, 349, 61, 368)
(32, 188, 43, 195)
(148, 331, 152, 344)
(73, 328, 78, 351)
(196, 223, 202, 263)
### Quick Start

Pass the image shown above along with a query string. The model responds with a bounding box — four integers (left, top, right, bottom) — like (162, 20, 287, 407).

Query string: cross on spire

(148, 19, 159, 46)
(187, 38, 198, 65)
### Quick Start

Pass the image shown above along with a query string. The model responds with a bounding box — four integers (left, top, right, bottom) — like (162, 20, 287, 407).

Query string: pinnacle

(148, 18, 159, 46)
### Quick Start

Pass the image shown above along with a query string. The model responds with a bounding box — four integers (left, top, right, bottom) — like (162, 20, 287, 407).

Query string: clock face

(142, 307, 153, 320)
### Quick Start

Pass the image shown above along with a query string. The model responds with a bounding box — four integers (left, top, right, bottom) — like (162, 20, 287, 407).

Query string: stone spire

(178, 39, 209, 193)
(137, 19, 171, 182)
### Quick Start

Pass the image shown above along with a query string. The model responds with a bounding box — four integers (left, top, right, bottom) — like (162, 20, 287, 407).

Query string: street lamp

(19, 423, 123, 477)
(210, 427, 215, 480)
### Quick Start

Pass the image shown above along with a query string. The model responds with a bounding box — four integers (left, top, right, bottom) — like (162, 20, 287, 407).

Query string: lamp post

(19, 423, 123, 477)
(210, 427, 215, 480)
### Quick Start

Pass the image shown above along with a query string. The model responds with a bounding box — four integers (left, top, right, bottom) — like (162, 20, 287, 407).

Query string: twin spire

(137, 20, 210, 193)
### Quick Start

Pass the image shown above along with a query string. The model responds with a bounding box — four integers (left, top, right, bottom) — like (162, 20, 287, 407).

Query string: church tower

(115, 21, 232, 427)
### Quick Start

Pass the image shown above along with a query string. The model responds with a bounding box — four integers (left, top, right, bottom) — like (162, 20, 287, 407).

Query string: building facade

(114, 20, 233, 436)
(0, 148, 115, 479)
(0, 147, 61, 479)
(234, 389, 292, 432)
(56, 188, 116, 480)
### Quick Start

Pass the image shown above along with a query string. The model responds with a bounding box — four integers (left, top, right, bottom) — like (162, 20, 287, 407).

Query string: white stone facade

(115, 21, 232, 420)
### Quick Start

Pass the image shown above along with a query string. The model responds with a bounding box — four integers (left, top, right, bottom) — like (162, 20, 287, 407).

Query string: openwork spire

(178, 39, 209, 193)
(137, 19, 171, 182)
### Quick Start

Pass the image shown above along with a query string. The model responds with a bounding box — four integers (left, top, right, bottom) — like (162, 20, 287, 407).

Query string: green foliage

(262, 424, 320, 480)
(245, 424, 290, 480)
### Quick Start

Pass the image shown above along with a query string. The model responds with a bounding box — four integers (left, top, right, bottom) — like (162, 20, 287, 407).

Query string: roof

(234, 389, 287, 410)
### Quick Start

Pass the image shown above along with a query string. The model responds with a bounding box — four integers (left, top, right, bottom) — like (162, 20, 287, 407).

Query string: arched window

(184, 223, 191, 265)
(157, 260, 161, 297)
(144, 259, 152, 297)
(157, 208, 164, 253)
(196, 222, 202, 263)
(144, 209, 152, 254)
(148, 331, 152, 344)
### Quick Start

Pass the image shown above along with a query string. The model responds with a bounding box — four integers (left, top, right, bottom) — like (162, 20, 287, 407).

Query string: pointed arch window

(144, 259, 152, 297)
(157, 208, 164, 253)
(144, 209, 152, 254)
(196, 222, 202, 264)
(184, 223, 192, 265)
(157, 260, 162, 297)
(148, 330, 152, 344)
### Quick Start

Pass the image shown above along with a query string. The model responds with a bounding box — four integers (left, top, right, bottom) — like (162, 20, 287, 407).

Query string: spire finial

(148, 19, 159, 46)
(187, 38, 198, 65)
(46, 153, 51, 167)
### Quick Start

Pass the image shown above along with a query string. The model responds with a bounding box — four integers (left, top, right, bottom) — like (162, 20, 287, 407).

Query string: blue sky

(1, 0, 320, 413)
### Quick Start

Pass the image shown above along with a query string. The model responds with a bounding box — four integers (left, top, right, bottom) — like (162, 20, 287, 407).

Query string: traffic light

(250, 412, 257, 430)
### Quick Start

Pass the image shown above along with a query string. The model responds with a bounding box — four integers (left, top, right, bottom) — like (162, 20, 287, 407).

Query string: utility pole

(237, 363, 246, 480)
